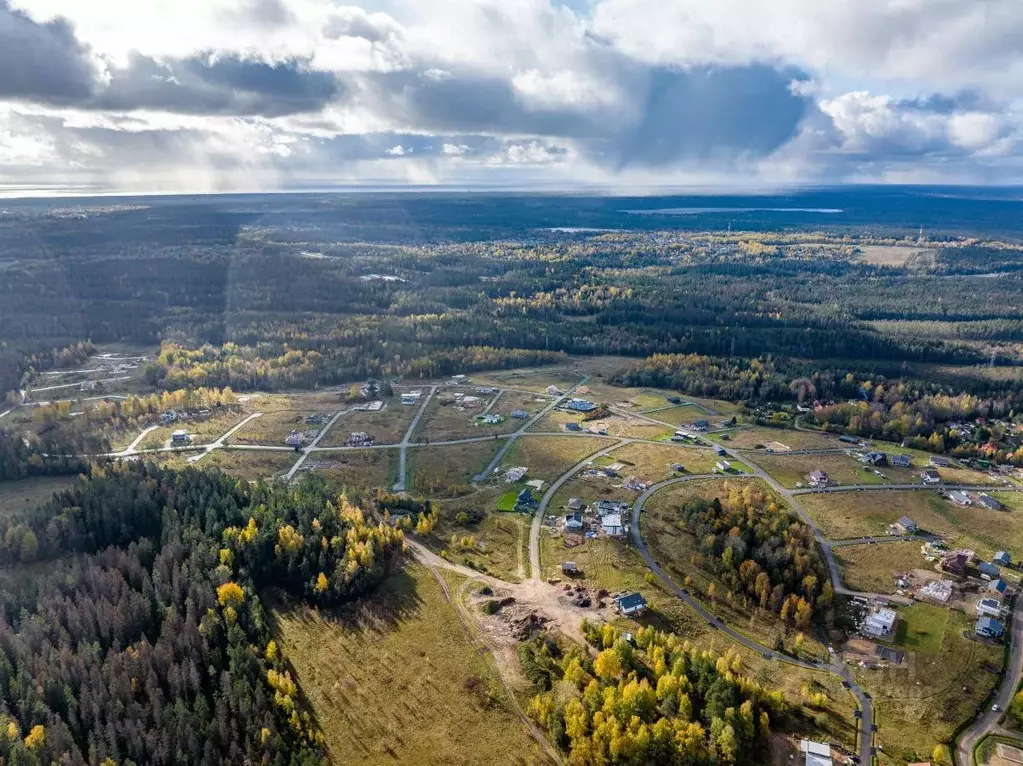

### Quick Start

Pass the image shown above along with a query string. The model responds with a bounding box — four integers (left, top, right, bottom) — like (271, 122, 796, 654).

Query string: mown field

(834, 541, 924, 594)
(802, 489, 1023, 559)
(271, 565, 549, 766)
(752, 452, 888, 488)
(408, 440, 506, 497)
(499, 435, 609, 484)
(0, 475, 80, 517)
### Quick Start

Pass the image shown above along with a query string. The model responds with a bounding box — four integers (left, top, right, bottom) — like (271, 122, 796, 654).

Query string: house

(976, 616, 1005, 639)
(930, 455, 950, 467)
(980, 494, 1007, 511)
(567, 498, 585, 512)
(565, 422, 582, 432)
(563, 513, 584, 533)
(305, 413, 327, 425)
(596, 500, 626, 516)
(515, 488, 538, 511)
(809, 469, 829, 488)
(839, 434, 859, 444)
(692, 419, 710, 431)
(921, 469, 941, 485)
(566, 399, 598, 413)
(861, 451, 887, 466)
(546, 385, 564, 396)
(562, 561, 578, 575)
(525, 479, 544, 491)
(715, 446, 727, 456)
(476, 413, 503, 425)
(161, 410, 178, 425)
(990, 578, 1008, 594)
(623, 476, 648, 491)
(451, 374, 468, 384)
(505, 466, 528, 483)
(602, 514, 625, 537)
(670, 431, 689, 443)
(994, 551, 1012, 566)
(614, 592, 648, 617)
(716, 460, 732, 472)
(942, 552, 968, 576)
(344, 432, 374, 447)
(978, 561, 1000, 578)
(977, 597, 1003, 618)
(460, 395, 482, 407)
(949, 490, 973, 506)
(862, 607, 898, 639)
(890, 454, 912, 468)
(400, 391, 422, 406)
(171, 429, 190, 444)
(510, 409, 529, 419)
(354, 400, 384, 412)
(475, 387, 498, 395)
(896, 513, 920, 531)
(800, 740, 833, 766)
(284, 432, 305, 448)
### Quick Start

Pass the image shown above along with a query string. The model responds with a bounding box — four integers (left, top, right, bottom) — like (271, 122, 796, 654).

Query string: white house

(505, 466, 528, 483)
(401, 391, 422, 406)
(862, 607, 897, 639)
(948, 490, 973, 506)
(977, 597, 1003, 618)
(800, 740, 832, 766)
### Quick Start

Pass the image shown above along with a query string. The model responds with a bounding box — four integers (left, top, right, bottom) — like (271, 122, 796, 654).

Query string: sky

(1, 0, 1022, 195)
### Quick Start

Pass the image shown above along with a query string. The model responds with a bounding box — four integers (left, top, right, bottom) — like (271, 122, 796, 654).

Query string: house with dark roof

(614, 593, 648, 617)
(565, 399, 598, 413)
(890, 454, 911, 468)
(980, 494, 1007, 511)
(510, 409, 529, 419)
(563, 513, 584, 533)
(978, 561, 1000, 578)
(930, 455, 950, 467)
(894, 516, 918, 534)
(920, 469, 941, 485)
(990, 578, 1008, 594)
(565, 422, 582, 432)
(994, 551, 1012, 566)
(861, 451, 887, 466)
(515, 488, 538, 511)
(809, 469, 828, 488)
(692, 419, 710, 431)
(942, 552, 968, 576)
(976, 616, 1005, 639)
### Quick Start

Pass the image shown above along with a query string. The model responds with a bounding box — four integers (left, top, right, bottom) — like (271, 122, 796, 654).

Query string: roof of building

(990, 578, 1008, 592)
(995, 550, 1011, 562)
(891, 454, 911, 466)
(978, 616, 1004, 633)
(810, 469, 828, 480)
(921, 469, 940, 479)
(800, 740, 832, 766)
(615, 593, 647, 613)
(602, 513, 623, 530)
(898, 515, 917, 528)
(981, 494, 1006, 510)
(979, 561, 1000, 575)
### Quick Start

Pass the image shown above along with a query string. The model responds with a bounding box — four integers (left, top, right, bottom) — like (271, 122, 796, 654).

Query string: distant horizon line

(1, 180, 1022, 203)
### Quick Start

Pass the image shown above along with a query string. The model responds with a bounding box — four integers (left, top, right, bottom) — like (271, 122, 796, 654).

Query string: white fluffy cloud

(1, 0, 1022, 193)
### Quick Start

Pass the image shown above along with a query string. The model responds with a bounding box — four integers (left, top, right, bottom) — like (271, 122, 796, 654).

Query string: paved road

(188, 412, 263, 465)
(527, 439, 627, 581)
(631, 476, 877, 765)
(794, 483, 1022, 495)
(115, 425, 159, 456)
(0, 410, 11, 421)
(957, 594, 1023, 765)
(285, 407, 351, 481)
(473, 376, 590, 483)
(393, 386, 438, 491)
(27, 375, 133, 395)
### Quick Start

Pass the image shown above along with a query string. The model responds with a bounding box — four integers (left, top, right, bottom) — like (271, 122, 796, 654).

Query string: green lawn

(890, 603, 948, 655)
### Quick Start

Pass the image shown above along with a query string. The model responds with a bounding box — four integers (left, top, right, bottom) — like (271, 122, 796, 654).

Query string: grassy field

(638, 404, 706, 427)
(307, 449, 398, 492)
(499, 435, 608, 484)
(607, 441, 720, 482)
(686, 396, 744, 415)
(138, 408, 245, 450)
(489, 390, 551, 420)
(0, 475, 80, 517)
(470, 367, 582, 395)
(271, 565, 548, 766)
(587, 415, 671, 440)
(408, 441, 505, 497)
(526, 409, 586, 433)
(802, 489, 1023, 558)
(430, 496, 528, 582)
(227, 396, 339, 446)
(751, 451, 888, 488)
(202, 449, 297, 481)
(834, 541, 924, 593)
(321, 403, 417, 447)
(549, 475, 639, 516)
(707, 426, 841, 451)
(413, 389, 508, 441)
(860, 606, 1001, 764)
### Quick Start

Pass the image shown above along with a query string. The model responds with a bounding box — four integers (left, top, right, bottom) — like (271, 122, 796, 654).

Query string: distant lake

(623, 207, 844, 215)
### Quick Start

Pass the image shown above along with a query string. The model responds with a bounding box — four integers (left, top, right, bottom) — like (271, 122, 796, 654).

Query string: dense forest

(0, 430, 91, 482)
(0, 463, 407, 764)
(525, 621, 783, 764)
(2, 197, 1023, 399)
(678, 483, 830, 627)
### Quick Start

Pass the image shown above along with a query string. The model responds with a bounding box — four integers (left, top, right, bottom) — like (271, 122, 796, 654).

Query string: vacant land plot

(582, 414, 671, 440)
(751, 452, 887, 488)
(639, 404, 707, 427)
(0, 475, 79, 517)
(607, 441, 720, 482)
(526, 409, 586, 433)
(321, 403, 417, 447)
(686, 396, 743, 415)
(413, 393, 508, 442)
(835, 541, 923, 594)
(859, 606, 1000, 762)
(853, 245, 936, 267)
(471, 367, 582, 395)
(431, 501, 528, 582)
(138, 409, 245, 450)
(228, 408, 336, 446)
(489, 390, 550, 421)
(409, 441, 505, 497)
(307, 449, 397, 491)
(499, 435, 608, 484)
(271, 565, 547, 766)
(709, 426, 840, 451)
(802, 490, 1023, 558)
(202, 449, 296, 481)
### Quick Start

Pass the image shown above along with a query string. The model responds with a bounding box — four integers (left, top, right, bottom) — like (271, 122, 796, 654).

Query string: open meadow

(202, 449, 297, 481)
(0, 475, 80, 517)
(708, 426, 842, 451)
(270, 565, 549, 766)
(498, 435, 608, 484)
(752, 451, 889, 488)
(321, 403, 418, 447)
(606, 441, 721, 481)
(305, 449, 398, 492)
(834, 541, 924, 594)
(408, 440, 506, 497)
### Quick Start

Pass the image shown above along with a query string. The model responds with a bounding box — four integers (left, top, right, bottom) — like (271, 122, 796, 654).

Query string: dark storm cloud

(0, 0, 96, 101)
(0, 2, 338, 116)
(355, 62, 812, 169)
